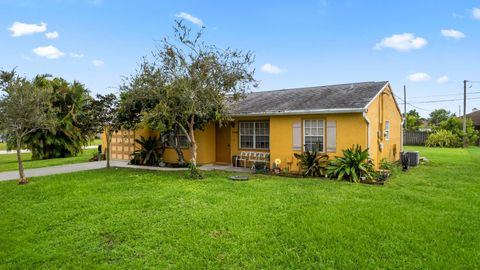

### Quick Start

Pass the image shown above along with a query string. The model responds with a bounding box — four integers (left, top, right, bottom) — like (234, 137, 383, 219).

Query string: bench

(236, 151, 270, 171)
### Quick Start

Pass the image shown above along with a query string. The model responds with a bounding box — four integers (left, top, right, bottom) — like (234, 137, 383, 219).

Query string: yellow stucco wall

(103, 122, 216, 165)
(229, 113, 367, 172)
(162, 122, 216, 164)
(366, 85, 402, 167)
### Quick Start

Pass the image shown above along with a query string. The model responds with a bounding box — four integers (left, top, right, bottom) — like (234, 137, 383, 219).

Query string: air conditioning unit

(406, 151, 420, 166)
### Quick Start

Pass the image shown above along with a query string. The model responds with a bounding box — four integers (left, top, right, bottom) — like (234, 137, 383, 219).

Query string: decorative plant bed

(229, 175, 249, 181)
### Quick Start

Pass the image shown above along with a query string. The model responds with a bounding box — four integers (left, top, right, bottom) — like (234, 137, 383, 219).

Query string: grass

(0, 139, 101, 151)
(0, 148, 97, 172)
(0, 146, 479, 269)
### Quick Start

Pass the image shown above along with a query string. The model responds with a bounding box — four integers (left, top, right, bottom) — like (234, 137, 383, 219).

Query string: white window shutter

(326, 121, 336, 152)
(292, 121, 302, 150)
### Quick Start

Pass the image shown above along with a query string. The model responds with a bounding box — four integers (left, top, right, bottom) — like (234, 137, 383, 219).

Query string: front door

(215, 124, 231, 164)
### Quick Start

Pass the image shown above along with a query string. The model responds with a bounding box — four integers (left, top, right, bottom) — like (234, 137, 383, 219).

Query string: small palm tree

(327, 145, 376, 182)
(294, 151, 329, 177)
(133, 136, 165, 166)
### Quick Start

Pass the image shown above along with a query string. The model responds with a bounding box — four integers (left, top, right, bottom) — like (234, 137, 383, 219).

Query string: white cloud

(70, 52, 84, 58)
(260, 63, 285, 74)
(32, 45, 65, 59)
(473, 8, 480, 19)
(436, 76, 449, 84)
(175, 12, 203, 26)
(8, 22, 47, 37)
(407, 72, 431, 82)
(45, 31, 59, 39)
(92, 59, 104, 66)
(441, 29, 465, 39)
(374, 33, 427, 52)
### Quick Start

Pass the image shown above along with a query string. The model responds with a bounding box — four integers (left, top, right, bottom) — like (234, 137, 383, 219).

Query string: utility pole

(463, 80, 467, 147)
(404, 85, 407, 130)
(459, 105, 461, 117)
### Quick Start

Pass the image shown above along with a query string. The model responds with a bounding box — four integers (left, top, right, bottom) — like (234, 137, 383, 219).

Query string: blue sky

(1, 0, 480, 117)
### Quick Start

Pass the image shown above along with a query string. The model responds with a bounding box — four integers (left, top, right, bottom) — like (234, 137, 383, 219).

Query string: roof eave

(231, 108, 366, 117)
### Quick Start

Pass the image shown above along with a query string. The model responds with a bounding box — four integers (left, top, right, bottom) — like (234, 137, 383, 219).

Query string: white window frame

(168, 132, 189, 148)
(384, 120, 390, 141)
(303, 119, 325, 152)
(239, 121, 270, 149)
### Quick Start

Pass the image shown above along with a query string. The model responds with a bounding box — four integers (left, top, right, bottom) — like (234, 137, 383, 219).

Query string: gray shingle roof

(466, 110, 480, 127)
(231, 81, 389, 116)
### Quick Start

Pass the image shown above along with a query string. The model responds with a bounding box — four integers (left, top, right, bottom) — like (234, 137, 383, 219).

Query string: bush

(426, 129, 461, 148)
(294, 151, 329, 177)
(131, 136, 165, 166)
(433, 117, 479, 146)
(187, 163, 203, 179)
(327, 145, 376, 183)
(379, 158, 400, 180)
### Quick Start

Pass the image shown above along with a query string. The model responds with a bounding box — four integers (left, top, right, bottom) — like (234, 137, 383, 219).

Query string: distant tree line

(405, 108, 479, 147)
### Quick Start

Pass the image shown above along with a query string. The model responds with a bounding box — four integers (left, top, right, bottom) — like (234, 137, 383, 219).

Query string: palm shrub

(132, 136, 165, 166)
(327, 145, 376, 183)
(294, 151, 329, 177)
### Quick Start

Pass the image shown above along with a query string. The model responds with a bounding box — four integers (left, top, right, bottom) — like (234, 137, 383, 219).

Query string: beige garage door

(111, 130, 135, 160)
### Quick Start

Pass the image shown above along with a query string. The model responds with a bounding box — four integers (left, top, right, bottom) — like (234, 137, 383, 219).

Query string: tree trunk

(173, 143, 186, 166)
(16, 137, 27, 185)
(106, 130, 112, 168)
(188, 122, 197, 167)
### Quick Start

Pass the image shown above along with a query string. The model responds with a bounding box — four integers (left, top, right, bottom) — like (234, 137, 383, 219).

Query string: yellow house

(104, 81, 403, 171)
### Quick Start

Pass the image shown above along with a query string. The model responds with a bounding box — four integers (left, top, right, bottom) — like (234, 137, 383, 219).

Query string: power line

(406, 91, 480, 99)
(394, 94, 433, 112)
(409, 96, 480, 104)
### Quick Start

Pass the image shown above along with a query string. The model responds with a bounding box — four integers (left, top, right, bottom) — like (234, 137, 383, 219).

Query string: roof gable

(231, 81, 388, 116)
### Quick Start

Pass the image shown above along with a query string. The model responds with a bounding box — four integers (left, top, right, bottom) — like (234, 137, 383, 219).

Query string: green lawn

(0, 139, 101, 151)
(0, 149, 97, 172)
(0, 147, 479, 269)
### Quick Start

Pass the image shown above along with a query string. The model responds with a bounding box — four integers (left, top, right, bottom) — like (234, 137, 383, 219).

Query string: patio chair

(237, 151, 249, 168)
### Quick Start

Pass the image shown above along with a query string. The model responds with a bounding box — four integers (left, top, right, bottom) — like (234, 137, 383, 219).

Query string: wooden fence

(403, 131, 430, 146)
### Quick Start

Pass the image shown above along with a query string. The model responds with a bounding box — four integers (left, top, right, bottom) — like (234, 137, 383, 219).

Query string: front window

(168, 133, 189, 148)
(239, 121, 270, 149)
(304, 119, 325, 152)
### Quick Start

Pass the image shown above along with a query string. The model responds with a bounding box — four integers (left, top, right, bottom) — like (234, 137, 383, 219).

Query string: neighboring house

(466, 109, 480, 131)
(104, 81, 402, 171)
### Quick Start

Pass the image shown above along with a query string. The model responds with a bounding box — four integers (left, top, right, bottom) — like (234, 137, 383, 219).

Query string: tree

(406, 109, 422, 131)
(91, 94, 120, 168)
(123, 20, 257, 177)
(429, 109, 452, 126)
(0, 70, 52, 184)
(23, 76, 94, 160)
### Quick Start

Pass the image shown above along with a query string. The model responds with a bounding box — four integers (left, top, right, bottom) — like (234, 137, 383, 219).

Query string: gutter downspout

(363, 111, 371, 155)
(400, 119, 405, 153)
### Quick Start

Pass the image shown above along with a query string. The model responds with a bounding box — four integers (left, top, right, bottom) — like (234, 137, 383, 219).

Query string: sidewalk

(0, 161, 249, 182)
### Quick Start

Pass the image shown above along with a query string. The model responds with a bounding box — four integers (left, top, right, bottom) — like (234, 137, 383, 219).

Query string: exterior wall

(102, 122, 216, 165)
(230, 116, 270, 157)
(162, 122, 216, 164)
(366, 85, 402, 167)
(230, 113, 367, 172)
(102, 84, 402, 170)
